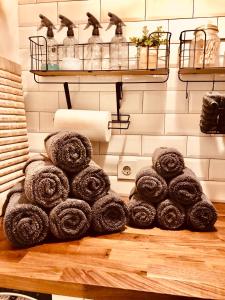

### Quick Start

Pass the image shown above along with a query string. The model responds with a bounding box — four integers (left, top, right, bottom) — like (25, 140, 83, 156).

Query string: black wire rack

(29, 32, 171, 130)
(179, 29, 225, 77)
(29, 32, 171, 75)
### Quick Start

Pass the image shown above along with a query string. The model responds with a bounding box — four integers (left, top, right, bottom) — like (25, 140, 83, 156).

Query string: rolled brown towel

(92, 192, 128, 234)
(168, 168, 202, 207)
(128, 192, 156, 228)
(187, 194, 217, 231)
(3, 182, 49, 248)
(135, 167, 167, 203)
(152, 147, 185, 179)
(70, 163, 110, 205)
(23, 155, 69, 209)
(49, 199, 92, 240)
(44, 131, 92, 173)
(157, 199, 186, 230)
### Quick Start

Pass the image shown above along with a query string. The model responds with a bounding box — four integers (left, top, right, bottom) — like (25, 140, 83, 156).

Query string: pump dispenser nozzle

(38, 14, 56, 38)
(84, 12, 102, 36)
(106, 12, 125, 35)
(58, 15, 76, 37)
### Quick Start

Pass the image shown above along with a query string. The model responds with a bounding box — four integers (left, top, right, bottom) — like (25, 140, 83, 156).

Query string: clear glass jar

(189, 24, 220, 68)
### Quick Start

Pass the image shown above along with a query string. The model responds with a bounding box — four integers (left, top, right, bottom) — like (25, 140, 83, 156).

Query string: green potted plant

(129, 26, 166, 69)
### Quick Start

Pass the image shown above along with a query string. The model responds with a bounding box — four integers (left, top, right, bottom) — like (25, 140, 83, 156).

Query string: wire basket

(179, 29, 225, 71)
(29, 32, 171, 73)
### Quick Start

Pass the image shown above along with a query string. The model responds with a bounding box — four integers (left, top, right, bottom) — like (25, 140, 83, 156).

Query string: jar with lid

(189, 23, 220, 68)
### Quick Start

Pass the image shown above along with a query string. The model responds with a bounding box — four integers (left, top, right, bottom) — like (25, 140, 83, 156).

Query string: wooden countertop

(0, 202, 225, 300)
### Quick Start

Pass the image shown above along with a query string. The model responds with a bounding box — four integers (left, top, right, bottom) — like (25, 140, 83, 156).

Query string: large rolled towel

(49, 199, 92, 240)
(44, 131, 92, 173)
(92, 192, 128, 234)
(187, 194, 217, 231)
(70, 163, 110, 205)
(3, 182, 49, 248)
(152, 147, 185, 179)
(23, 155, 69, 209)
(169, 168, 202, 207)
(135, 167, 167, 203)
(128, 192, 156, 228)
(157, 199, 186, 230)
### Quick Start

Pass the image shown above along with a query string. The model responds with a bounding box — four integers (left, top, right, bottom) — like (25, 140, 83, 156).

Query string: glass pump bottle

(58, 15, 80, 70)
(38, 14, 59, 70)
(84, 12, 103, 70)
(106, 12, 128, 70)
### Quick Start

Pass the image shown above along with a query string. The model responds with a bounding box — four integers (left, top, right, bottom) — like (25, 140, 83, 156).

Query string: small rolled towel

(187, 194, 217, 231)
(44, 131, 92, 173)
(49, 199, 92, 240)
(152, 147, 185, 179)
(157, 199, 186, 230)
(92, 192, 128, 234)
(3, 183, 49, 248)
(70, 162, 110, 205)
(128, 192, 156, 228)
(135, 167, 167, 203)
(23, 155, 69, 209)
(169, 168, 202, 207)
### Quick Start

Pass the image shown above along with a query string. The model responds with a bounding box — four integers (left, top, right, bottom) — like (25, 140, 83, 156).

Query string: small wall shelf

(178, 30, 225, 80)
(179, 67, 225, 75)
(30, 69, 169, 77)
(29, 33, 171, 129)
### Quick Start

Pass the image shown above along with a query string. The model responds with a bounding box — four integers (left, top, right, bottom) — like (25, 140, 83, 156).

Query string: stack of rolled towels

(128, 147, 217, 231)
(2, 131, 128, 248)
(200, 92, 225, 133)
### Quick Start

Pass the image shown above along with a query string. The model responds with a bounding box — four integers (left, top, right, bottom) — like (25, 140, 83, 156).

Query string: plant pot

(137, 46, 158, 70)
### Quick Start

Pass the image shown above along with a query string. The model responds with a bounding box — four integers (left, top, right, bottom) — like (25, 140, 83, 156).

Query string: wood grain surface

(0, 56, 29, 197)
(0, 56, 21, 76)
(0, 202, 224, 299)
(0, 70, 22, 83)
(0, 154, 29, 170)
(0, 99, 24, 109)
(0, 162, 26, 177)
(0, 176, 24, 193)
(0, 136, 28, 146)
(0, 129, 27, 138)
(0, 122, 27, 130)
(0, 92, 23, 102)
(0, 142, 29, 154)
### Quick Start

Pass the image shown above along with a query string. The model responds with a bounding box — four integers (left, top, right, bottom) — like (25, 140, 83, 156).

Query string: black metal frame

(178, 29, 225, 99)
(29, 32, 171, 129)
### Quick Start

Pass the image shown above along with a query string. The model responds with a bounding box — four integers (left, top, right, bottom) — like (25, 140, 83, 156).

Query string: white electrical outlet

(117, 158, 152, 180)
(117, 160, 137, 180)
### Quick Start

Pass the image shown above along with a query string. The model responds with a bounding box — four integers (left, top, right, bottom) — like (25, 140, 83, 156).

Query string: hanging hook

(212, 79, 215, 91)
(185, 81, 189, 100)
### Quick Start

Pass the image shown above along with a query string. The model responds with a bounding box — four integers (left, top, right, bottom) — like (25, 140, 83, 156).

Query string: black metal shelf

(29, 32, 171, 129)
(178, 30, 225, 80)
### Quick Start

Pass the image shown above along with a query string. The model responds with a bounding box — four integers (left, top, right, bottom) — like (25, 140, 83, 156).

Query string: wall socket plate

(117, 159, 151, 180)
(117, 160, 137, 180)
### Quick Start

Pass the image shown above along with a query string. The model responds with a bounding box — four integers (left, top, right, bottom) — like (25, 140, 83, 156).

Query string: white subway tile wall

(19, 0, 225, 201)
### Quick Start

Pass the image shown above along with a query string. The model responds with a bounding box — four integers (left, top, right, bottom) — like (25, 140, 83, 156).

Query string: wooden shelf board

(179, 67, 225, 75)
(30, 69, 169, 77)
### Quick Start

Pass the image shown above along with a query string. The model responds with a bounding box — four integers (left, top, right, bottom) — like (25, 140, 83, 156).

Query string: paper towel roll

(54, 109, 112, 142)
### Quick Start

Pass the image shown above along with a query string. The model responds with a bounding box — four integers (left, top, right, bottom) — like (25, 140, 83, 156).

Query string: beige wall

(18, 0, 225, 200)
(0, 0, 19, 62)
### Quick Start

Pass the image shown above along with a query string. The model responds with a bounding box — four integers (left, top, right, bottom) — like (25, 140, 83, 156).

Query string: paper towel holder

(64, 81, 130, 130)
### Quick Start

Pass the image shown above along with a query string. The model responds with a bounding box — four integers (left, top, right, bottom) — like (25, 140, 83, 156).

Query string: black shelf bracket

(64, 82, 72, 109)
(108, 81, 130, 130)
